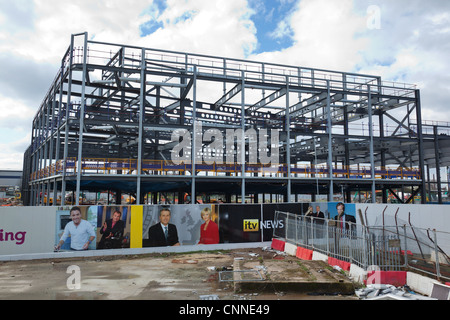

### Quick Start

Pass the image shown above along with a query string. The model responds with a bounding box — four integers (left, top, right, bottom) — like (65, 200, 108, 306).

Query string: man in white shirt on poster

(56, 206, 96, 251)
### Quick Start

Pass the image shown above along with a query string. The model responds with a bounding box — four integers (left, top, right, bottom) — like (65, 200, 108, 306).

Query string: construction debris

(356, 284, 437, 300)
(261, 246, 287, 260)
(262, 246, 285, 254)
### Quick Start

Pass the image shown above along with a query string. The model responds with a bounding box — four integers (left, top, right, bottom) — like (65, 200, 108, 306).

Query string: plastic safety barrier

(271, 238, 285, 251)
(296, 246, 313, 260)
(365, 271, 407, 287)
(328, 257, 351, 271)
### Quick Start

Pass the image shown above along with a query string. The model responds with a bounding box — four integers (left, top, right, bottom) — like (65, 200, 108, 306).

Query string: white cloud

(269, 19, 292, 40)
(0, 97, 31, 169)
(137, 0, 257, 58)
(249, 0, 368, 71)
(0, 134, 31, 170)
(353, 1, 450, 121)
(0, 95, 34, 169)
(0, 95, 35, 123)
(0, 0, 150, 63)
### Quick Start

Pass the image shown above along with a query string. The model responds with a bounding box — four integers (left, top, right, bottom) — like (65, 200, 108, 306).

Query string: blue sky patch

(151, 0, 168, 15)
(139, 1, 197, 37)
(139, 0, 168, 37)
(140, 20, 164, 37)
(248, 0, 297, 53)
(172, 10, 196, 24)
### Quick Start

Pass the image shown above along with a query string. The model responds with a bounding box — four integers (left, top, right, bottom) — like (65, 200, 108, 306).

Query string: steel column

(75, 32, 88, 205)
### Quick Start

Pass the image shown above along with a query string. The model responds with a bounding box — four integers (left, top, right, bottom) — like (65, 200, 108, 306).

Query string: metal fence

(273, 211, 450, 281)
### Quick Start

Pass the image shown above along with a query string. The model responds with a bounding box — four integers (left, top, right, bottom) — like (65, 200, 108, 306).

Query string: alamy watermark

(66, 265, 81, 290)
(366, 265, 382, 285)
(367, 5, 381, 30)
(170, 121, 280, 165)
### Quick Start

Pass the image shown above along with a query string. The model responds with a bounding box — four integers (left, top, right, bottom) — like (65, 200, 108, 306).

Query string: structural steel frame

(23, 32, 450, 206)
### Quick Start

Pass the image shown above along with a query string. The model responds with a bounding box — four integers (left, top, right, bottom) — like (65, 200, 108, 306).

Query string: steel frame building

(23, 32, 450, 206)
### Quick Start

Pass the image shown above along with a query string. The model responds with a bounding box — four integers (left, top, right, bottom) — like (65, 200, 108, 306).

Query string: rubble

(332, 265, 343, 272)
(356, 284, 437, 300)
(261, 246, 287, 260)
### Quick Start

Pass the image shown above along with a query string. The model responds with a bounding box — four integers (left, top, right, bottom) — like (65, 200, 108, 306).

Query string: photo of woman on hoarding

(198, 207, 219, 245)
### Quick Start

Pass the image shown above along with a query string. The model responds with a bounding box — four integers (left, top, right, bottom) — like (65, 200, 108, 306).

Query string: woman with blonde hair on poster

(198, 207, 219, 244)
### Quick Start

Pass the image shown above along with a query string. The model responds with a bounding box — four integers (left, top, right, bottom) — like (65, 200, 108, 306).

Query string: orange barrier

(296, 246, 313, 260)
(271, 238, 285, 252)
(328, 257, 351, 271)
(365, 271, 407, 287)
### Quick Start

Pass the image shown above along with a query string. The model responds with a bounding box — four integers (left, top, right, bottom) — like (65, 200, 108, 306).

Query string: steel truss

(23, 32, 450, 206)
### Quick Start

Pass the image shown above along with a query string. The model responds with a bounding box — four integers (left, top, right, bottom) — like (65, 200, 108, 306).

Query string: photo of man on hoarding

(142, 204, 213, 246)
(329, 202, 356, 238)
(55, 206, 96, 251)
(97, 209, 126, 249)
(147, 207, 180, 247)
(333, 202, 356, 230)
(96, 206, 131, 249)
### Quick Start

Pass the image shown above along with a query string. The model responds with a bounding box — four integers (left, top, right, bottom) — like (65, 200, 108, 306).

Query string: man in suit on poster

(148, 207, 180, 247)
(98, 209, 126, 249)
(333, 202, 356, 236)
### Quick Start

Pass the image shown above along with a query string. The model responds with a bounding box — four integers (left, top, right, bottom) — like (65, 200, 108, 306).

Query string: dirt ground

(0, 247, 359, 300)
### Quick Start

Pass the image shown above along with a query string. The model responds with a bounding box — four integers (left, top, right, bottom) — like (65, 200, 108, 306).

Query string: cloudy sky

(0, 0, 449, 170)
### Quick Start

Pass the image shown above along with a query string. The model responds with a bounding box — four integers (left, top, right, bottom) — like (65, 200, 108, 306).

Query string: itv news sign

(243, 219, 284, 232)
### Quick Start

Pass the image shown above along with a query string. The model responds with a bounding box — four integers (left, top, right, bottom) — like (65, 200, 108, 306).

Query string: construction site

(21, 32, 450, 207)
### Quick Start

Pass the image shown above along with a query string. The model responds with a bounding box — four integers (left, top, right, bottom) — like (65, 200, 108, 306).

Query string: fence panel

(273, 211, 449, 280)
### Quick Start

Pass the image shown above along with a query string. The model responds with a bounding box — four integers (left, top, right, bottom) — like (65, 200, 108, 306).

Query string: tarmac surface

(0, 246, 359, 300)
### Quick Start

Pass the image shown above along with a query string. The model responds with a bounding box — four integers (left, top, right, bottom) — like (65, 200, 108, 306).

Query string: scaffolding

(23, 32, 450, 206)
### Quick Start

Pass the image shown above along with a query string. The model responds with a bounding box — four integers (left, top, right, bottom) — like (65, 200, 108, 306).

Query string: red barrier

(365, 271, 407, 286)
(271, 238, 285, 251)
(304, 248, 313, 260)
(296, 247, 313, 260)
(295, 247, 302, 259)
(328, 257, 351, 271)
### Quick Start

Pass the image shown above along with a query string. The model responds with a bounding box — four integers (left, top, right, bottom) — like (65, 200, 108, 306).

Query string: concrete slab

(233, 249, 355, 296)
